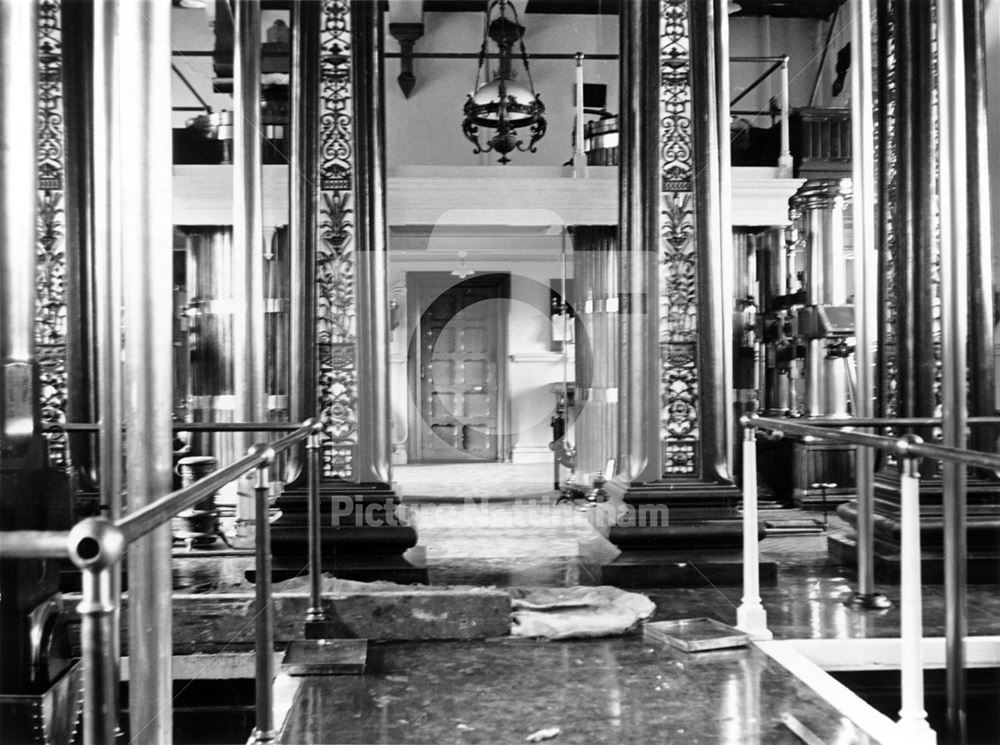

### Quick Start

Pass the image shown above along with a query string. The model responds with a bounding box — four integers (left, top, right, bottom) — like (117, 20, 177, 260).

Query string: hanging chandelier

(461, 0, 546, 165)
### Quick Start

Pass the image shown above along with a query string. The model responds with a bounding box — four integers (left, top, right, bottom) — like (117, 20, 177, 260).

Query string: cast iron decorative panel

(37, 0, 68, 466)
(316, 0, 358, 478)
(658, 0, 698, 475)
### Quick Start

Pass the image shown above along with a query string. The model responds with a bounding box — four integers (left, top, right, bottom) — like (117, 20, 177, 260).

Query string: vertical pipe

(735, 421, 771, 639)
(70, 518, 125, 745)
(79, 564, 118, 745)
(251, 452, 276, 743)
(118, 1, 174, 742)
(306, 427, 325, 626)
(234, 0, 266, 535)
(574, 51, 586, 172)
(353, 0, 392, 485)
(963, 0, 996, 456)
(615, 0, 660, 484)
(689, 0, 731, 483)
(848, 0, 884, 609)
(937, 0, 969, 739)
(93, 0, 124, 731)
(0, 0, 37, 368)
(715, 0, 735, 473)
(896, 439, 935, 742)
(289, 0, 319, 484)
(778, 57, 792, 172)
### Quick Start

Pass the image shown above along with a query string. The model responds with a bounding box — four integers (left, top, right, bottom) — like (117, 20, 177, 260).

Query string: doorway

(407, 272, 511, 463)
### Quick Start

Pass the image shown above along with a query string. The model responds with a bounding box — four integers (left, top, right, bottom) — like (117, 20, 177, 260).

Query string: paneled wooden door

(408, 273, 509, 462)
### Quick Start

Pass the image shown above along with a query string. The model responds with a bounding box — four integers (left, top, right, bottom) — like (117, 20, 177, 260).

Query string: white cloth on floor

(509, 586, 655, 639)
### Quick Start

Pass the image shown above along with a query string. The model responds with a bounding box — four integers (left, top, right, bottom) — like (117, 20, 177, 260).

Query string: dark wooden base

(791, 438, 855, 509)
(262, 479, 427, 585)
(600, 478, 774, 586)
(827, 532, 1000, 584)
(602, 550, 777, 588)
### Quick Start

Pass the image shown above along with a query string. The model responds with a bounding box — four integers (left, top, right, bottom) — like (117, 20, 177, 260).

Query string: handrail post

(778, 55, 793, 175)
(68, 518, 126, 745)
(736, 418, 772, 639)
(305, 422, 327, 636)
(896, 436, 936, 743)
(249, 446, 277, 744)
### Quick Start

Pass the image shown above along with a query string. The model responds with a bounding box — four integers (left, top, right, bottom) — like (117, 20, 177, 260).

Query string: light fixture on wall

(461, 0, 546, 165)
(451, 250, 475, 279)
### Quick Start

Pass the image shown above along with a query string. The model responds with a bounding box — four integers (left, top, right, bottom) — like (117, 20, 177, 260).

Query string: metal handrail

(729, 55, 792, 172)
(45, 421, 308, 433)
(0, 530, 71, 560)
(749, 414, 1000, 471)
(1, 416, 326, 745)
(115, 420, 315, 545)
(739, 412, 986, 743)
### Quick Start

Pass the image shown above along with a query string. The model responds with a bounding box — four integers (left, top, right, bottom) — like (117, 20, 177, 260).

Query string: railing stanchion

(778, 55, 793, 174)
(305, 423, 327, 635)
(68, 518, 125, 745)
(736, 419, 772, 639)
(896, 435, 936, 742)
(250, 447, 277, 744)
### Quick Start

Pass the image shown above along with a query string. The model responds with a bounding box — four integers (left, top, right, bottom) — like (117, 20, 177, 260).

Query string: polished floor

(279, 639, 877, 745)
(177, 462, 1000, 744)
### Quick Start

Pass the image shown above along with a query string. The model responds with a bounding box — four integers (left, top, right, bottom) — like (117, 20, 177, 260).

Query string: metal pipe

(896, 438, 935, 742)
(117, 421, 314, 545)
(288, 0, 319, 486)
(352, 0, 393, 485)
(574, 52, 585, 158)
(0, 531, 70, 559)
(715, 0, 736, 475)
(689, 0, 730, 483)
(849, 0, 881, 608)
(750, 414, 1000, 473)
(171, 62, 212, 112)
(118, 1, 174, 741)
(306, 426, 325, 626)
(616, 0, 661, 483)
(250, 449, 277, 743)
(384, 51, 618, 60)
(778, 56, 792, 172)
(233, 0, 268, 530)
(963, 0, 997, 457)
(937, 0, 970, 738)
(68, 517, 126, 745)
(0, 0, 37, 369)
(728, 59, 783, 109)
(735, 423, 771, 639)
(93, 2, 124, 731)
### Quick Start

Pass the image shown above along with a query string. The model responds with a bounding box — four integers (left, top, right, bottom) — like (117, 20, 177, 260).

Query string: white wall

(729, 11, 851, 127)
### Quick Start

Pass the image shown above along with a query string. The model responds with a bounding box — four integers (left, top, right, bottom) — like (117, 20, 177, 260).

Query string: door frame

(405, 271, 511, 463)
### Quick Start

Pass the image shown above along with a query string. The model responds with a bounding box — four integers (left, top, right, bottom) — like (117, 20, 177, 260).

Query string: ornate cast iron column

(270, 0, 422, 584)
(36, 0, 69, 467)
(831, 0, 1000, 591)
(602, 0, 754, 587)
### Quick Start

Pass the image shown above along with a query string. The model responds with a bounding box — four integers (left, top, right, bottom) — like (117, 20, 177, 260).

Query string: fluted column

(572, 226, 619, 482)
(353, 0, 392, 485)
(688, 0, 731, 482)
(616, 0, 661, 485)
